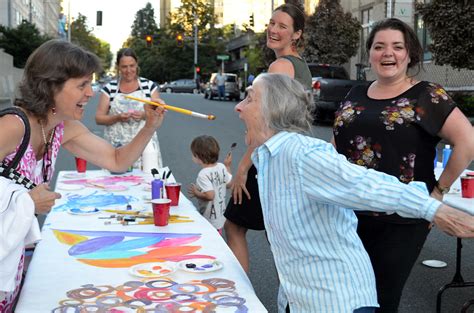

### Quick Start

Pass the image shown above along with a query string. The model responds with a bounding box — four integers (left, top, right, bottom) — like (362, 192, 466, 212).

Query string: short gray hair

(255, 73, 314, 134)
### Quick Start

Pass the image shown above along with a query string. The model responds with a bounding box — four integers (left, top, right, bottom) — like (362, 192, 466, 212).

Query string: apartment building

(342, 0, 473, 90)
(0, 0, 61, 38)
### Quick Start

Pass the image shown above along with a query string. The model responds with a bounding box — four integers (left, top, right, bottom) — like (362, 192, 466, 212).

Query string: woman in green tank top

(224, 1, 311, 301)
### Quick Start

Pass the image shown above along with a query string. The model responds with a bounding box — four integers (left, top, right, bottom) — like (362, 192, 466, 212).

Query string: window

(415, 0, 432, 61)
(360, 7, 373, 64)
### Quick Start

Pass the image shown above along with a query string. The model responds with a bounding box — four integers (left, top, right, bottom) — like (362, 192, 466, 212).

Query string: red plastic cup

(75, 157, 87, 173)
(165, 183, 181, 206)
(461, 176, 474, 198)
(151, 199, 171, 226)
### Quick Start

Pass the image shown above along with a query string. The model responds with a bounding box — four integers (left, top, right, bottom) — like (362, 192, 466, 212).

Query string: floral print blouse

(334, 81, 455, 194)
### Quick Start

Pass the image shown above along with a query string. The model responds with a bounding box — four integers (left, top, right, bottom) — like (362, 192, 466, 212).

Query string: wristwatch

(435, 181, 450, 194)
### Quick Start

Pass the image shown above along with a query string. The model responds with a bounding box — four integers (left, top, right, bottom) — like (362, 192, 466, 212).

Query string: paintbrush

(124, 95, 216, 120)
(227, 142, 237, 156)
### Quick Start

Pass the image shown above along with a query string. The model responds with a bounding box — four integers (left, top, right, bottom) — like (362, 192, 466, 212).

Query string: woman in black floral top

(333, 18, 474, 313)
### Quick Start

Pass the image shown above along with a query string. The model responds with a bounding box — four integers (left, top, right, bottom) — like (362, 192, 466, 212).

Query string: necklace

(39, 120, 56, 183)
(39, 120, 55, 148)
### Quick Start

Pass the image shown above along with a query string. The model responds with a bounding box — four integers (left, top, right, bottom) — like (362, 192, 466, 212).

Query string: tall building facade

(0, 0, 61, 38)
(341, 0, 473, 90)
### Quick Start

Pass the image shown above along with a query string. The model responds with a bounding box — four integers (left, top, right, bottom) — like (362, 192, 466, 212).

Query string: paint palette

(67, 207, 101, 215)
(62, 172, 86, 179)
(177, 259, 223, 273)
(129, 262, 176, 278)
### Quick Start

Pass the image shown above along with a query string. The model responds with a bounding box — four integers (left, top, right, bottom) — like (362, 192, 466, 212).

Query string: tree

(168, 0, 217, 38)
(127, 1, 227, 83)
(416, 0, 473, 70)
(131, 2, 159, 40)
(71, 14, 112, 72)
(304, 0, 360, 65)
(0, 20, 51, 68)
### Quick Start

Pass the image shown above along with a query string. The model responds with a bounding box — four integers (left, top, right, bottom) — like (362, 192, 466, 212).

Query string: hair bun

(285, 0, 305, 13)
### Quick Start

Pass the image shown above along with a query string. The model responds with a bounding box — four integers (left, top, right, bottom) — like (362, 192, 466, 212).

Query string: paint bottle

(151, 179, 163, 199)
(142, 140, 159, 174)
(442, 144, 452, 168)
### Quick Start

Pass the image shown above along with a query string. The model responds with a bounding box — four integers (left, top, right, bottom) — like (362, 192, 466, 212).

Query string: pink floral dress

(0, 120, 64, 312)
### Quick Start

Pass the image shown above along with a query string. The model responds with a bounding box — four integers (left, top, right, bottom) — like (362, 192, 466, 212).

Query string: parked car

(309, 64, 367, 122)
(160, 79, 199, 94)
(203, 73, 240, 101)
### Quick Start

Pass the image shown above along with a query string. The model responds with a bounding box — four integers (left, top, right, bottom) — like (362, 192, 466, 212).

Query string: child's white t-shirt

(196, 163, 232, 230)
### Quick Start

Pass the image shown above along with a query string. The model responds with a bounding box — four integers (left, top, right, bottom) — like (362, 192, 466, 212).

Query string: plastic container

(142, 140, 159, 174)
(442, 145, 452, 168)
(151, 179, 163, 199)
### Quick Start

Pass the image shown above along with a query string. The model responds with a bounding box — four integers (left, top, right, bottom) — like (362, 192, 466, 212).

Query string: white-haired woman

(235, 72, 474, 313)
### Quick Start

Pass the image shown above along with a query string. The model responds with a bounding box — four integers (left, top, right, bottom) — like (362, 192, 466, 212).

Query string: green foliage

(304, 0, 361, 65)
(244, 32, 274, 74)
(0, 20, 51, 68)
(71, 14, 112, 72)
(416, 0, 473, 70)
(128, 1, 226, 83)
(450, 92, 474, 117)
(131, 3, 159, 39)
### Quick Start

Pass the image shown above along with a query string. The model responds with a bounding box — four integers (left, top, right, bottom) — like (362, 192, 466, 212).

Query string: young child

(188, 135, 232, 234)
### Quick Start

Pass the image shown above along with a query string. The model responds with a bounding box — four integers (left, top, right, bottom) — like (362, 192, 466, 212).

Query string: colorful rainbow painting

(52, 192, 138, 212)
(52, 229, 214, 268)
(54, 278, 249, 312)
(62, 175, 144, 186)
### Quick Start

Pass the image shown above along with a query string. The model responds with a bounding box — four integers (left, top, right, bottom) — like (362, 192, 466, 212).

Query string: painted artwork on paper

(52, 229, 214, 268)
(54, 278, 249, 312)
(52, 192, 138, 212)
(62, 175, 144, 186)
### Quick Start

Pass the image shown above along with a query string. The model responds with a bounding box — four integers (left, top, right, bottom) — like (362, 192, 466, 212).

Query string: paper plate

(62, 172, 86, 179)
(129, 262, 176, 278)
(177, 259, 223, 273)
(422, 260, 447, 268)
(67, 207, 101, 215)
(57, 184, 82, 191)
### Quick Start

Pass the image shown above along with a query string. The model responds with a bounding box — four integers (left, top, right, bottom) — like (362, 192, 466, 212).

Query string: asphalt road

(44, 92, 474, 313)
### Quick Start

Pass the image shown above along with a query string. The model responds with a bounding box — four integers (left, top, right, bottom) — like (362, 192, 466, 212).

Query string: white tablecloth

(16, 169, 267, 312)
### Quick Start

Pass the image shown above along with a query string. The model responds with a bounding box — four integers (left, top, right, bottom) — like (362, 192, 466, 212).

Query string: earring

(291, 39, 297, 51)
(52, 107, 56, 115)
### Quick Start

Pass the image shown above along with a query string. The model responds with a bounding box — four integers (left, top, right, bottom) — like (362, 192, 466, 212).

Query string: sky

(69, 0, 157, 55)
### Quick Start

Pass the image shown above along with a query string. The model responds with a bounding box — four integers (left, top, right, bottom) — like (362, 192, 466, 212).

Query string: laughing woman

(224, 0, 312, 275)
(0, 40, 165, 311)
(332, 18, 474, 312)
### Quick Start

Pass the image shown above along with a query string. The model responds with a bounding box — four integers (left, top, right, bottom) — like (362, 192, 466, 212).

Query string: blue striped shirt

(252, 131, 441, 313)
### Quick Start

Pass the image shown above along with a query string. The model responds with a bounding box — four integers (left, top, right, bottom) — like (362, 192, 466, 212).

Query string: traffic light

(176, 34, 184, 47)
(249, 13, 254, 27)
(96, 11, 102, 26)
(145, 35, 152, 47)
(195, 66, 200, 74)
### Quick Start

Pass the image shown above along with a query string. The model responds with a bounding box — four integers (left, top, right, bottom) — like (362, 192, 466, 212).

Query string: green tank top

(281, 55, 312, 90)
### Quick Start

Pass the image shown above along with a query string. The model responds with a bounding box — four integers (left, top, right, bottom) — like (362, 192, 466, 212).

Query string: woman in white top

(96, 48, 163, 169)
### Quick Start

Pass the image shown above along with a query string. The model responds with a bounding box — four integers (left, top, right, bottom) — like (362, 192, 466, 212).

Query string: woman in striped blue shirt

(234, 73, 474, 313)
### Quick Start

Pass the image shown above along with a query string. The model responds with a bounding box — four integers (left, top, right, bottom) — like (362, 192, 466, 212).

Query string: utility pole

(387, 0, 393, 18)
(67, 0, 71, 42)
(194, 11, 198, 81)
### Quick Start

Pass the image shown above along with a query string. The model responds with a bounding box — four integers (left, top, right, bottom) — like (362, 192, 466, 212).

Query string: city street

(49, 92, 473, 313)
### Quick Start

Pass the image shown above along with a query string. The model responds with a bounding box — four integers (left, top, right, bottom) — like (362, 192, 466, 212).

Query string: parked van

(204, 73, 240, 101)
